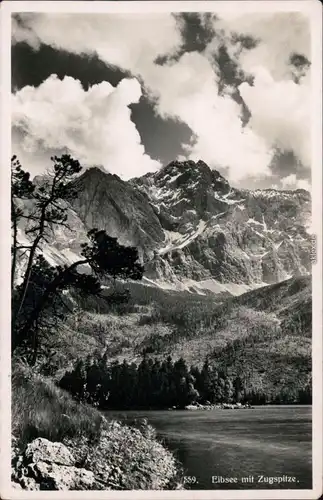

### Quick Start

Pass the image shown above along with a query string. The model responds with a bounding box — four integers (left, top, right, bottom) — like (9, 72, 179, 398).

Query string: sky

(11, 11, 312, 190)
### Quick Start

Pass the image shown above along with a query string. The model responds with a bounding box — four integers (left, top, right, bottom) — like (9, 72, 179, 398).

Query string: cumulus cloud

(13, 14, 271, 182)
(146, 51, 272, 181)
(12, 75, 160, 178)
(281, 173, 311, 192)
(216, 12, 310, 81)
(12, 15, 41, 49)
(208, 12, 311, 181)
(12, 12, 311, 186)
(208, 12, 311, 178)
(239, 67, 310, 168)
(12, 13, 182, 75)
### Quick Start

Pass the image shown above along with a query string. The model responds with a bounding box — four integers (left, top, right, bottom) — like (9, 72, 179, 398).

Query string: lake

(105, 406, 312, 490)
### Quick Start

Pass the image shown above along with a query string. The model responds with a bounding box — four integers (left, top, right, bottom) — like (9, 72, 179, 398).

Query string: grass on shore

(11, 361, 182, 490)
(12, 360, 103, 449)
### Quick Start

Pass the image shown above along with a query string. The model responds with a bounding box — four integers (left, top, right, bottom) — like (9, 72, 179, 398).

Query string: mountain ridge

(14, 160, 312, 402)
(20, 159, 312, 296)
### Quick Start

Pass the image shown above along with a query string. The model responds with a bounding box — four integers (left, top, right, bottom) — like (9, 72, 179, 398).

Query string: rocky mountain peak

(150, 159, 230, 195)
(80, 166, 121, 183)
(17, 157, 312, 295)
(132, 159, 232, 228)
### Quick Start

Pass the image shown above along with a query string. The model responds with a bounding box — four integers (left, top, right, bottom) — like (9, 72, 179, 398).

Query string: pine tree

(11, 155, 144, 364)
(200, 360, 219, 403)
(224, 378, 234, 403)
(233, 376, 244, 403)
(11, 156, 35, 288)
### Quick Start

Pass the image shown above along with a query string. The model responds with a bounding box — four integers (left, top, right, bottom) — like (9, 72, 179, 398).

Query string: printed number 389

(183, 476, 197, 484)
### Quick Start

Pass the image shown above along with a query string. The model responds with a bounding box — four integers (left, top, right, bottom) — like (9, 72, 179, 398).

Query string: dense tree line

(59, 354, 312, 409)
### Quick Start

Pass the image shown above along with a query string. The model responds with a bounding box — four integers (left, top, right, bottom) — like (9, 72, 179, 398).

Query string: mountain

(17, 159, 311, 296)
(49, 274, 311, 400)
(14, 160, 312, 399)
(132, 160, 311, 291)
(71, 167, 165, 259)
(132, 274, 312, 367)
(208, 275, 312, 396)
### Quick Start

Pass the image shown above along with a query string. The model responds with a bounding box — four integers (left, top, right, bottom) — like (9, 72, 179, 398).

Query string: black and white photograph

(1, 1, 322, 498)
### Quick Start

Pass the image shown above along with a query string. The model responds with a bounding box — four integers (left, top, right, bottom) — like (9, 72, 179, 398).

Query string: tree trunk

(13, 201, 48, 327)
(13, 233, 42, 327)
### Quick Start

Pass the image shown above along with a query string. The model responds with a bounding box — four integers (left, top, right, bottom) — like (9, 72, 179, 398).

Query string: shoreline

(103, 403, 312, 412)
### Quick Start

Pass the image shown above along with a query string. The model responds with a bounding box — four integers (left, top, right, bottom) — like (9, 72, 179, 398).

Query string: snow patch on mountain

(16, 160, 311, 297)
(142, 275, 268, 297)
(213, 191, 245, 205)
(159, 220, 207, 255)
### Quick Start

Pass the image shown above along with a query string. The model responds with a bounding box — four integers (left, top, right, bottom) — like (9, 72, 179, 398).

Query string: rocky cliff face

(70, 167, 165, 261)
(132, 160, 311, 292)
(18, 160, 311, 295)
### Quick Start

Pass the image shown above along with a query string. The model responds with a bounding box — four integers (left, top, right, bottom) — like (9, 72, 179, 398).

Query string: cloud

(12, 13, 182, 75)
(208, 12, 311, 181)
(281, 173, 311, 192)
(216, 12, 310, 81)
(239, 67, 310, 168)
(12, 12, 311, 186)
(12, 14, 41, 49)
(12, 74, 160, 178)
(146, 52, 271, 181)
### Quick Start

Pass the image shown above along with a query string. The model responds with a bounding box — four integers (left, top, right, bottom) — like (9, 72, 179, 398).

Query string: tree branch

(17, 257, 91, 345)
(16, 245, 33, 250)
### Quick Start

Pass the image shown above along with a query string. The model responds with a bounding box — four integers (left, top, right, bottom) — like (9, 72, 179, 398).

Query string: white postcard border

(1, 2, 322, 499)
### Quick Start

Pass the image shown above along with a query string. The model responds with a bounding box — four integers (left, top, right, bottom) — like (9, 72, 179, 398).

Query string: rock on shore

(11, 438, 95, 490)
(11, 424, 182, 491)
(184, 402, 253, 410)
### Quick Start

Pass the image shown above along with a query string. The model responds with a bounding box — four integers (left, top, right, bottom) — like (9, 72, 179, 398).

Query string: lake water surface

(105, 406, 312, 490)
